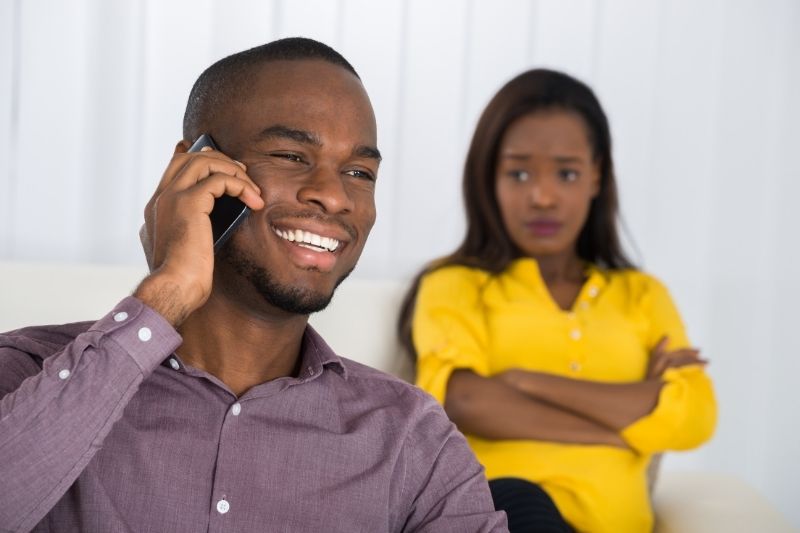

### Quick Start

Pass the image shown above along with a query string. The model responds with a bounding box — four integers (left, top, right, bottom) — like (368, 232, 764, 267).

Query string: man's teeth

(273, 228, 340, 252)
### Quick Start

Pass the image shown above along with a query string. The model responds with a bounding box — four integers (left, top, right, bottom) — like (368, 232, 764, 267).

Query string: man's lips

(526, 220, 562, 236)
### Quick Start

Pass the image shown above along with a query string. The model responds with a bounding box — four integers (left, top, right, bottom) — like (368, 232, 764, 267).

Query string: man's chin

(217, 239, 352, 316)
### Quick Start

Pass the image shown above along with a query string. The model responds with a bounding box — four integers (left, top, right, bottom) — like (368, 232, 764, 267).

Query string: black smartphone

(188, 134, 251, 252)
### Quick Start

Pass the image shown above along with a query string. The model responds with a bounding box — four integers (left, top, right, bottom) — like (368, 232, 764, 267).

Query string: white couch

(0, 261, 795, 532)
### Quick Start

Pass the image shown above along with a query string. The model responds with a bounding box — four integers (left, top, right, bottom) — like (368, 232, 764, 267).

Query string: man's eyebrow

(256, 125, 322, 146)
(354, 145, 382, 162)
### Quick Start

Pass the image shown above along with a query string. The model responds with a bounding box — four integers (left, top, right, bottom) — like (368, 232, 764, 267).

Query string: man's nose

(297, 166, 355, 214)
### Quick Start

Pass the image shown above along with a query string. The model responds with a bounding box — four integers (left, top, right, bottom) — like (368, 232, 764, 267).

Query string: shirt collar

(297, 324, 348, 382)
(159, 324, 348, 383)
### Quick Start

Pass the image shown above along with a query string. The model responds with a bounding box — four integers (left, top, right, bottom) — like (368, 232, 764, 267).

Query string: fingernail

(200, 146, 212, 152)
(234, 159, 246, 169)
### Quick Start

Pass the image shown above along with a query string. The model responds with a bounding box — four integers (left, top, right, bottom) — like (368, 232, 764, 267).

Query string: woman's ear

(590, 161, 602, 197)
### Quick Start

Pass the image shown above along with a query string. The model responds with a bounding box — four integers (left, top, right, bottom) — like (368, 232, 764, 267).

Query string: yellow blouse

(413, 259, 716, 532)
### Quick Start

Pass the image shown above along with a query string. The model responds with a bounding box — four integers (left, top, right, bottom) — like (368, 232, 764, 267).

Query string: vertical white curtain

(1, 0, 799, 524)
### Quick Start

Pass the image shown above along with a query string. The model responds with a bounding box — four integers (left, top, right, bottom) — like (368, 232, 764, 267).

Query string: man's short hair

(182, 37, 359, 141)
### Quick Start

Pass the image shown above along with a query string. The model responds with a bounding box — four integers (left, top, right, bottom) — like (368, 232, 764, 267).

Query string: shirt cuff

(88, 296, 183, 374)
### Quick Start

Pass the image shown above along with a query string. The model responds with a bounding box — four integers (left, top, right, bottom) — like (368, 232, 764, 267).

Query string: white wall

(1, 0, 799, 525)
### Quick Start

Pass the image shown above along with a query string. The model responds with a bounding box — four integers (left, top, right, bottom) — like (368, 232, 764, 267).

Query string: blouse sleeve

(412, 267, 491, 405)
(621, 275, 717, 453)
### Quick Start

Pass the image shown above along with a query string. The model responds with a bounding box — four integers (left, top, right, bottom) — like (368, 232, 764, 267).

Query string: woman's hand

(647, 337, 707, 379)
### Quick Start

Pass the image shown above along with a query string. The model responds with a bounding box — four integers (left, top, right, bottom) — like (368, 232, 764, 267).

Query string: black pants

(489, 478, 573, 533)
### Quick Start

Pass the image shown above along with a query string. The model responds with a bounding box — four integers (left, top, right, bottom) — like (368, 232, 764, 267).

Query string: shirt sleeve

(620, 276, 717, 453)
(0, 297, 182, 533)
(412, 267, 491, 405)
(399, 395, 508, 532)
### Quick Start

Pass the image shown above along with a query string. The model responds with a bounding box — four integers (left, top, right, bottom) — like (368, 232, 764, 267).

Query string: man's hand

(134, 142, 264, 326)
(646, 336, 707, 379)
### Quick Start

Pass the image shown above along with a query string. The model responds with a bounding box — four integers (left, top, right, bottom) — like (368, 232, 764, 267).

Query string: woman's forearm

(445, 370, 628, 448)
(500, 370, 664, 431)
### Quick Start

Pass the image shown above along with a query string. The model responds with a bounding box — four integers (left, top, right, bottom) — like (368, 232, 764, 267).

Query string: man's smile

(272, 226, 340, 253)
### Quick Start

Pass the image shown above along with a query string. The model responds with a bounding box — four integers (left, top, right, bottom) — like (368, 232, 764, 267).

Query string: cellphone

(188, 134, 251, 252)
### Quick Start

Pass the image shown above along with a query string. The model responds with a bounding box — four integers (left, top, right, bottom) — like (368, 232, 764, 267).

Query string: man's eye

(346, 169, 376, 182)
(559, 169, 579, 181)
(272, 153, 304, 163)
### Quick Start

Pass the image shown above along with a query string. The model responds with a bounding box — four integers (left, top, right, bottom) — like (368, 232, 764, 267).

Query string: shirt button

(580, 302, 590, 310)
(113, 311, 128, 322)
(169, 358, 180, 371)
(587, 286, 599, 298)
(570, 361, 581, 372)
(231, 403, 242, 416)
(138, 327, 152, 342)
(58, 369, 71, 380)
(570, 329, 582, 340)
(216, 499, 230, 514)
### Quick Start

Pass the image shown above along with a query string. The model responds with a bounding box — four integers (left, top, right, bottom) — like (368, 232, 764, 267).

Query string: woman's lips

(526, 220, 562, 236)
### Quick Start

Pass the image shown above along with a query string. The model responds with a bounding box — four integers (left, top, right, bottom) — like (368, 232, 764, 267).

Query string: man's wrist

(133, 273, 198, 327)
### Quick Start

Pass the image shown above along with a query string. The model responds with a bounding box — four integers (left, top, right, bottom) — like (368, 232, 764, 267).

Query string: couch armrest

(653, 471, 796, 533)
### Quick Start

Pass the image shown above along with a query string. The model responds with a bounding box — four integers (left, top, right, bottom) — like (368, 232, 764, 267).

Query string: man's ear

(175, 139, 191, 154)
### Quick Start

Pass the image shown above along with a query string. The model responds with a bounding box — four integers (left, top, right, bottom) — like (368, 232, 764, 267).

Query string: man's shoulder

(334, 356, 441, 412)
(0, 321, 94, 359)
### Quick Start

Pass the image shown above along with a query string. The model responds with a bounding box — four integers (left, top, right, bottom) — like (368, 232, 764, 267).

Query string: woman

(398, 69, 716, 532)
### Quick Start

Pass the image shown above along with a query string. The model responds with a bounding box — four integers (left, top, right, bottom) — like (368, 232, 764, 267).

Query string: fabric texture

(413, 259, 717, 532)
(489, 478, 573, 533)
(0, 296, 507, 533)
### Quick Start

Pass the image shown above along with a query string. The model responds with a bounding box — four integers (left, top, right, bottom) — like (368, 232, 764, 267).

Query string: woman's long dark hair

(398, 68, 635, 359)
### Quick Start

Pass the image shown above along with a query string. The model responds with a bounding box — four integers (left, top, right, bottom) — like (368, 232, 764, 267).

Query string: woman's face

(494, 109, 600, 260)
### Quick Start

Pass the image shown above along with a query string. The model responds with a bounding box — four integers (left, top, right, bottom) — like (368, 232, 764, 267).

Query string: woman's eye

(559, 169, 579, 182)
(508, 170, 529, 182)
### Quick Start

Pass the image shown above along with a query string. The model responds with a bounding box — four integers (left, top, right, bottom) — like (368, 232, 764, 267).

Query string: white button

(58, 369, 71, 380)
(580, 302, 590, 310)
(169, 358, 180, 371)
(216, 499, 230, 514)
(570, 361, 581, 372)
(231, 403, 242, 416)
(570, 329, 582, 340)
(138, 327, 152, 342)
(113, 312, 128, 322)
(587, 286, 599, 297)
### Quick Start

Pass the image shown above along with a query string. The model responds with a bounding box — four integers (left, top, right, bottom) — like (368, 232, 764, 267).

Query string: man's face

(211, 59, 380, 315)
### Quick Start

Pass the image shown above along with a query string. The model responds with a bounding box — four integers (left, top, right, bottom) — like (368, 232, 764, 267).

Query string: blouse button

(570, 329, 582, 341)
(216, 499, 230, 514)
(570, 361, 581, 372)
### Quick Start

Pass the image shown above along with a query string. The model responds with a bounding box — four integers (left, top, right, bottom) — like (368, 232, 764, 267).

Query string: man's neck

(175, 292, 308, 397)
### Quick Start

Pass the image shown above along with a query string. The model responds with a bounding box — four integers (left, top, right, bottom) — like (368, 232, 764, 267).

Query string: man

(0, 38, 506, 532)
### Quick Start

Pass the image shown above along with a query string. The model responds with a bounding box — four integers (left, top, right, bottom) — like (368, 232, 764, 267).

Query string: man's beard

(217, 238, 352, 315)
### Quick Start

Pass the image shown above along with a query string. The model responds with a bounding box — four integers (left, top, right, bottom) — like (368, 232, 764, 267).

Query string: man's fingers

(182, 173, 265, 212)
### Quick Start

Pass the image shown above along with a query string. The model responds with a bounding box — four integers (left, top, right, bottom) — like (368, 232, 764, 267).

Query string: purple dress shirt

(0, 297, 507, 532)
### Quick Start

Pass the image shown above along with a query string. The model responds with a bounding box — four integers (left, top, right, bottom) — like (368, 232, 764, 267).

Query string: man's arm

(0, 299, 181, 532)
(0, 143, 264, 531)
(397, 396, 508, 533)
(444, 369, 628, 447)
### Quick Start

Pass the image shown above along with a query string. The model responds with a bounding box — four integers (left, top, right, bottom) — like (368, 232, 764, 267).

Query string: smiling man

(0, 38, 506, 532)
